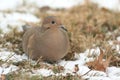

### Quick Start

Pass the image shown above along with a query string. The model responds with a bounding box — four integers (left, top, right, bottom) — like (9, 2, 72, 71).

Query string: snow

(25, 0, 84, 9)
(107, 67, 120, 77)
(84, 47, 100, 57)
(87, 77, 111, 80)
(108, 36, 120, 54)
(117, 36, 120, 41)
(0, 51, 28, 62)
(0, 64, 18, 74)
(32, 69, 54, 77)
(91, 0, 120, 11)
(0, 12, 40, 33)
(0, 0, 23, 11)
(58, 54, 88, 72)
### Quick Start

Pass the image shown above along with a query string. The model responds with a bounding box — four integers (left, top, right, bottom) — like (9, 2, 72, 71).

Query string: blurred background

(0, 0, 120, 11)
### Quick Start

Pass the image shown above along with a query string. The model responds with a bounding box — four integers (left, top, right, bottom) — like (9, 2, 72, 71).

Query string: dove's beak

(59, 25, 68, 32)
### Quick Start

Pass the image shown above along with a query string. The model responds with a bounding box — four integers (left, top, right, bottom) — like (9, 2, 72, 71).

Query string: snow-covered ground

(0, 47, 120, 80)
(0, 0, 120, 80)
(0, 12, 40, 33)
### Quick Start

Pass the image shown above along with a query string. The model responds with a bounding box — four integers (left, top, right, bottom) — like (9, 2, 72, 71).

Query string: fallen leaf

(86, 49, 112, 72)
(73, 64, 79, 73)
(0, 74, 6, 80)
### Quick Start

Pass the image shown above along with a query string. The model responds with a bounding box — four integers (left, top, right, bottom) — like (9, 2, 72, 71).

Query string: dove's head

(41, 16, 66, 32)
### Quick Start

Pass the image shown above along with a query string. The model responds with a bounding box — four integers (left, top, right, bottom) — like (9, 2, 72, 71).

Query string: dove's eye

(51, 21, 55, 24)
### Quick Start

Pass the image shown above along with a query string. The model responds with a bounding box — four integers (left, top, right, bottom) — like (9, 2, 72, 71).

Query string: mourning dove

(22, 16, 69, 62)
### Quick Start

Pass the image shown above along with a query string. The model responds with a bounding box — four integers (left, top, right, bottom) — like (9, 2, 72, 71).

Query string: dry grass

(6, 73, 84, 80)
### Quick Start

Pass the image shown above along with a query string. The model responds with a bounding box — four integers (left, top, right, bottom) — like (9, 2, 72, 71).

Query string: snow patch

(0, 51, 28, 62)
(107, 67, 120, 77)
(91, 0, 120, 11)
(0, 64, 18, 74)
(25, 0, 84, 9)
(0, 12, 40, 33)
(0, 0, 23, 11)
(32, 69, 54, 77)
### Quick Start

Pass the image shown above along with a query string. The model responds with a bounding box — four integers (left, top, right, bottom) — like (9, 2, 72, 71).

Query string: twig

(80, 69, 92, 77)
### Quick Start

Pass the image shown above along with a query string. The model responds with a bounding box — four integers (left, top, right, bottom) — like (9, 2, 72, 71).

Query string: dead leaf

(73, 64, 79, 73)
(0, 74, 6, 80)
(86, 49, 112, 72)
